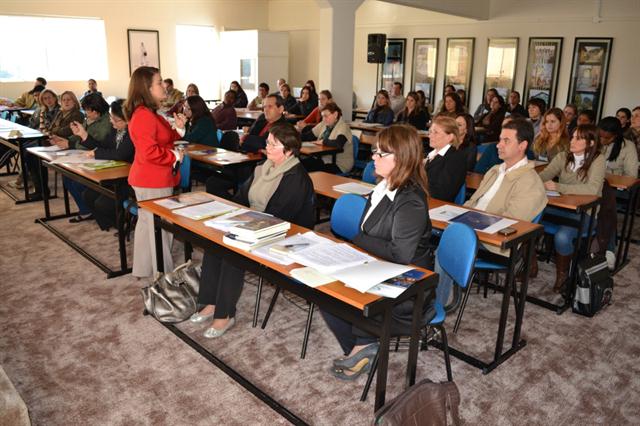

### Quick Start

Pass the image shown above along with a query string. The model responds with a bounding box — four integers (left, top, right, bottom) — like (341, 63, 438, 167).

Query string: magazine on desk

(366, 269, 426, 298)
(429, 205, 517, 234)
(228, 211, 290, 240)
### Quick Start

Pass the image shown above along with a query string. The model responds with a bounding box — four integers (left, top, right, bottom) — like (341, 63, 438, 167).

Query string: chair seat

(474, 259, 506, 270)
(429, 302, 446, 325)
(542, 221, 593, 238)
(123, 199, 138, 216)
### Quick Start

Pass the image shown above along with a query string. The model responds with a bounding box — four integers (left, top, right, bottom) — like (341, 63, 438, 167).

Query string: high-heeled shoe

(331, 358, 372, 381)
(203, 317, 235, 338)
(189, 310, 215, 324)
(333, 343, 379, 370)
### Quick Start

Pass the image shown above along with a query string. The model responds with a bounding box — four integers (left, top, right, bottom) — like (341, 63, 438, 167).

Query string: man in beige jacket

(435, 117, 547, 306)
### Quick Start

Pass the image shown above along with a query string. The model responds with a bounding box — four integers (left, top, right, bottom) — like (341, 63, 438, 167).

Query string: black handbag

(141, 260, 201, 323)
(572, 253, 613, 317)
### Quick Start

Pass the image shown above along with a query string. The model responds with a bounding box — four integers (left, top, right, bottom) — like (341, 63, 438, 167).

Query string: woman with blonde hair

(321, 124, 433, 380)
(533, 107, 569, 161)
(425, 115, 467, 201)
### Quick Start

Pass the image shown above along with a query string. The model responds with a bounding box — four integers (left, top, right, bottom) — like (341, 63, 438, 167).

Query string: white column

(316, 0, 363, 122)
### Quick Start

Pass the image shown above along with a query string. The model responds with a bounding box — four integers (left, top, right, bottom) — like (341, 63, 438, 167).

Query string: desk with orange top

(139, 192, 438, 419)
(27, 147, 131, 278)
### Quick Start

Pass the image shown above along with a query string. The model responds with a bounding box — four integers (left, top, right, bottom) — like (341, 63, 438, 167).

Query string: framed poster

(523, 37, 563, 107)
(127, 29, 160, 75)
(567, 38, 613, 119)
(444, 38, 475, 106)
(410, 38, 438, 104)
(377, 38, 406, 93)
(483, 38, 518, 99)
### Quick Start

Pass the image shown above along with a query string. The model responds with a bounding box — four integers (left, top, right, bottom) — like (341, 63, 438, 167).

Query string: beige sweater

(602, 139, 638, 177)
(538, 151, 606, 196)
(311, 117, 353, 173)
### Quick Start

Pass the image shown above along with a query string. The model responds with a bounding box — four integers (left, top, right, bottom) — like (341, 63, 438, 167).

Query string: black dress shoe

(69, 214, 94, 223)
(28, 192, 43, 201)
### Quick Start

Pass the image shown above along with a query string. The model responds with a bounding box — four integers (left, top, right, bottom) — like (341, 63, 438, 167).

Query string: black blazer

(353, 184, 432, 268)
(242, 115, 287, 153)
(234, 162, 315, 229)
(425, 146, 467, 202)
(83, 128, 135, 163)
(458, 138, 478, 172)
(396, 108, 430, 131)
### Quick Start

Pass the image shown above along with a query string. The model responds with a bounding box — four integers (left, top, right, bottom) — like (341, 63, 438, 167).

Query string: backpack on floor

(572, 253, 613, 317)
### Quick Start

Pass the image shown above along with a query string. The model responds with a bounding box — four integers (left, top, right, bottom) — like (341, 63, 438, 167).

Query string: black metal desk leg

(153, 214, 165, 274)
(114, 182, 128, 273)
(406, 286, 425, 388)
(512, 239, 534, 347)
(374, 307, 392, 411)
(18, 140, 30, 202)
(37, 156, 51, 219)
(62, 180, 71, 215)
(494, 246, 517, 361)
(616, 187, 638, 271)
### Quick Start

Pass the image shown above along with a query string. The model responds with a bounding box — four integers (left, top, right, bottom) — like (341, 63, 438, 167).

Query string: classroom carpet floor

(1, 172, 640, 425)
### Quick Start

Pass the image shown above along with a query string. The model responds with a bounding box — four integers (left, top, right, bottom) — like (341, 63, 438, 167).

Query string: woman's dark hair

(110, 99, 126, 121)
(186, 95, 215, 126)
(36, 77, 47, 86)
(578, 109, 596, 124)
(493, 94, 505, 108)
(81, 93, 110, 115)
(456, 89, 466, 104)
(230, 80, 246, 96)
(186, 83, 199, 95)
(305, 80, 316, 92)
(321, 102, 342, 119)
(444, 92, 464, 114)
(29, 84, 46, 95)
(258, 82, 270, 92)
(598, 116, 625, 162)
(527, 97, 547, 115)
(617, 107, 631, 130)
(124, 66, 160, 120)
(456, 113, 476, 149)
(375, 89, 391, 111)
(415, 90, 426, 106)
(269, 122, 301, 157)
(567, 124, 602, 182)
(300, 86, 311, 100)
(319, 89, 332, 99)
(377, 124, 429, 195)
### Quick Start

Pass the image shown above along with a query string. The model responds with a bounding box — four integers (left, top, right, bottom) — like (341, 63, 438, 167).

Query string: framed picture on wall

(483, 37, 518, 99)
(444, 38, 475, 106)
(377, 38, 406, 93)
(523, 37, 563, 108)
(410, 38, 438, 105)
(127, 29, 160, 75)
(567, 37, 613, 119)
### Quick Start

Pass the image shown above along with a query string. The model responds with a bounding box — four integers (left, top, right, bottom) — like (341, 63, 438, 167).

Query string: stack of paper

(333, 182, 374, 195)
(154, 192, 214, 210)
(251, 232, 332, 265)
(173, 200, 237, 220)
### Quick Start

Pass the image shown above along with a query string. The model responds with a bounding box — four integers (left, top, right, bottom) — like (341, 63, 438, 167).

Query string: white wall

(0, 0, 269, 100)
(269, 0, 640, 116)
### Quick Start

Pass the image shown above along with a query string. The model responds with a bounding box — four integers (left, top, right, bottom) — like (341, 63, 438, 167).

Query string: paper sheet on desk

(251, 232, 332, 265)
(330, 260, 412, 293)
(290, 267, 335, 287)
(50, 156, 108, 164)
(289, 242, 375, 274)
(30, 145, 63, 152)
(429, 205, 469, 222)
(208, 152, 249, 163)
(172, 201, 237, 220)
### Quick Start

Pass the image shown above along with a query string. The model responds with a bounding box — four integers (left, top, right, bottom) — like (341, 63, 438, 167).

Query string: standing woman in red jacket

(124, 66, 185, 278)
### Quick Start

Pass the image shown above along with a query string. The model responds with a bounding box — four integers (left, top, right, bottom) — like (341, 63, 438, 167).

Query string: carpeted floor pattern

(1, 171, 640, 425)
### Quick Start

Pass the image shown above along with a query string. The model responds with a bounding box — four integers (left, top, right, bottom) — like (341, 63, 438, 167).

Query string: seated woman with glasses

(174, 95, 219, 147)
(321, 124, 433, 380)
(190, 122, 315, 338)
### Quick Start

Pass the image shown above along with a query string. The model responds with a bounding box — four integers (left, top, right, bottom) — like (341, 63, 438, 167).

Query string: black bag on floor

(572, 253, 613, 317)
(141, 260, 201, 323)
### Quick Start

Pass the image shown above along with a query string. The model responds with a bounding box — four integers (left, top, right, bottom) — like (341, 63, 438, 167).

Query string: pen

(283, 243, 310, 249)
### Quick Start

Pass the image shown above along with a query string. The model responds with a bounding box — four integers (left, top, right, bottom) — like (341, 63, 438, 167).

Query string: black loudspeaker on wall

(367, 33, 386, 63)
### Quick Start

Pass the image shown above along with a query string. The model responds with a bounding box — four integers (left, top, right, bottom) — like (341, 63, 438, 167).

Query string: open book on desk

(153, 192, 215, 210)
(172, 200, 237, 220)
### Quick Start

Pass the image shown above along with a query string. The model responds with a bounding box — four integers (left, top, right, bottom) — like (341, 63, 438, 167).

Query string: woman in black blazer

(191, 123, 315, 338)
(425, 116, 467, 202)
(322, 124, 433, 380)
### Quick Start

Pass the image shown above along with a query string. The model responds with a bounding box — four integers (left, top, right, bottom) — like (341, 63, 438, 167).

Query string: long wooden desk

(300, 142, 341, 164)
(27, 147, 132, 278)
(185, 144, 264, 170)
(349, 122, 429, 140)
(309, 171, 543, 373)
(139, 193, 438, 419)
(605, 174, 640, 274)
(0, 118, 46, 203)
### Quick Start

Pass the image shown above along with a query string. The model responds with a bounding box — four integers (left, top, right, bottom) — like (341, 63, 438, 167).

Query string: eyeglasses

(372, 149, 394, 158)
(266, 141, 284, 149)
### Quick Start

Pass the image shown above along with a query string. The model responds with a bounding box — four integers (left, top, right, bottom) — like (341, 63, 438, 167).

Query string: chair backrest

(532, 210, 543, 224)
(351, 134, 359, 165)
(179, 153, 191, 191)
(476, 142, 494, 155)
(330, 194, 367, 240)
(216, 129, 223, 146)
(362, 161, 376, 184)
(437, 223, 478, 290)
(454, 183, 466, 205)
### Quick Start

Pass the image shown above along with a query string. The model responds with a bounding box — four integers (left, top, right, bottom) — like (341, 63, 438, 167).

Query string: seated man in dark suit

(240, 94, 287, 152)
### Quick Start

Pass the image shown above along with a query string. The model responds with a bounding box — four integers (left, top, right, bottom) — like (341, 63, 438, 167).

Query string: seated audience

(51, 94, 112, 222)
(437, 92, 465, 119)
(564, 104, 578, 136)
(270, 78, 286, 96)
(532, 108, 569, 162)
(526, 97, 546, 137)
(248, 82, 269, 110)
(389, 82, 406, 117)
(211, 90, 238, 131)
(300, 103, 353, 174)
(75, 100, 135, 231)
(434, 84, 455, 116)
(396, 91, 429, 130)
(415, 89, 432, 114)
(365, 90, 394, 126)
(425, 116, 467, 202)
(506, 91, 527, 117)
(230, 81, 248, 108)
(304, 80, 319, 107)
(456, 113, 478, 171)
(477, 95, 506, 142)
(278, 83, 297, 112)
(456, 89, 468, 113)
(175, 95, 219, 146)
(296, 89, 332, 130)
(321, 124, 433, 380)
(161, 78, 183, 108)
(576, 109, 596, 126)
(167, 83, 199, 115)
(436, 118, 547, 305)
(80, 79, 102, 101)
(287, 86, 316, 118)
(539, 124, 605, 292)
(191, 123, 315, 338)
(616, 107, 631, 133)
(240, 94, 287, 152)
(9, 78, 47, 109)
(33, 89, 60, 133)
(473, 88, 498, 122)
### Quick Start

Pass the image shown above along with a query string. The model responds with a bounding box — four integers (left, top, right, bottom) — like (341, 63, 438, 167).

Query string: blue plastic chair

(454, 183, 466, 205)
(453, 210, 543, 333)
(179, 153, 191, 191)
(216, 129, 223, 147)
(330, 193, 368, 240)
(361, 222, 478, 400)
(362, 161, 376, 184)
(476, 142, 494, 155)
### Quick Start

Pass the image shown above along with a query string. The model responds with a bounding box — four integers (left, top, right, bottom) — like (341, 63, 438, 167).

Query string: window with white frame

(0, 15, 108, 82)
(176, 25, 219, 100)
